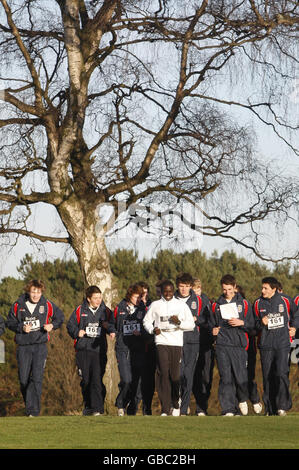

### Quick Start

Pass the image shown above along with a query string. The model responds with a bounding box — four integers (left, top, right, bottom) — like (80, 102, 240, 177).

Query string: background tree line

(0, 248, 298, 416)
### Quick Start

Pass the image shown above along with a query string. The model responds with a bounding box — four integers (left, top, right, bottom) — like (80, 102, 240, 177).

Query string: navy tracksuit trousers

(17, 343, 47, 416)
(216, 345, 248, 415)
(76, 350, 104, 414)
(260, 347, 291, 415)
(180, 342, 198, 415)
(193, 341, 215, 414)
(115, 349, 146, 414)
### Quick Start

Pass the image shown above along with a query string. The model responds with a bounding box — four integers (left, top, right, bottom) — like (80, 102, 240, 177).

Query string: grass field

(0, 414, 298, 450)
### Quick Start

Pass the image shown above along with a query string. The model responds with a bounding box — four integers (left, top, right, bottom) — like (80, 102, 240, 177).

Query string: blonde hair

(192, 279, 202, 289)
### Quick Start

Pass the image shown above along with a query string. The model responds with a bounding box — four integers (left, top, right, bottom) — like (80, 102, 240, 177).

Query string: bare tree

(0, 0, 298, 300)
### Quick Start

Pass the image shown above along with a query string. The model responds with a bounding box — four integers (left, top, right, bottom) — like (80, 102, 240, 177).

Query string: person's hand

(109, 332, 116, 339)
(289, 327, 296, 338)
(228, 318, 244, 327)
(23, 323, 31, 333)
(133, 329, 141, 336)
(43, 324, 53, 332)
(213, 327, 220, 336)
(169, 315, 181, 325)
(78, 329, 86, 337)
(154, 327, 161, 335)
(262, 316, 268, 326)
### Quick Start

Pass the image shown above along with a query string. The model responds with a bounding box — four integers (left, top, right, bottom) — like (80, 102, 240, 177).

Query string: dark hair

(220, 274, 236, 286)
(176, 272, 194, 286)
(25, 279, 46, 293)
(236, 285, 246, 299)
(86, 285, 102, 299)
(125, 283, 144, 302)
(137, 281, 150, 292)
(161, 280, 175, 292)
(262, 277, 279, 290)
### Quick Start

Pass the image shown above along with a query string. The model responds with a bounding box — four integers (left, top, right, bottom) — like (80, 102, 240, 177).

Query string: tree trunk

(57, 197, 119, 413)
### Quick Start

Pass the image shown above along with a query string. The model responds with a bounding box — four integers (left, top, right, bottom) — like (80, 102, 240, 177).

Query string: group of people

(0, 274, 298, 418)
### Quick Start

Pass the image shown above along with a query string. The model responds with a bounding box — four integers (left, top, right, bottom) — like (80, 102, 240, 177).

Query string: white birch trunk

(57, 197, 119, 412)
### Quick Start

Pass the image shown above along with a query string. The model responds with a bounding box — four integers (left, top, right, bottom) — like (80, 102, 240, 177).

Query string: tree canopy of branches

(0, 0, 298, 301)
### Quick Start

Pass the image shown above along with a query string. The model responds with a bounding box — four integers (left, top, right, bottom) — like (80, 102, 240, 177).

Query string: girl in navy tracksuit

(109, 283, 149, 416)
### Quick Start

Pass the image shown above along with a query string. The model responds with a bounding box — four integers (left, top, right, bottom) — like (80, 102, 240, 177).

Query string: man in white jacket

(143, 280, 195, 416)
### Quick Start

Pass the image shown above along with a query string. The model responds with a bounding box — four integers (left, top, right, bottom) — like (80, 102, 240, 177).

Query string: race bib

(24, 318, 40, 331)
(86, 324, 101, 338)
(157, 315, 176, 331)
(123, 321, 140, 336)
(267, 313, 284, 330)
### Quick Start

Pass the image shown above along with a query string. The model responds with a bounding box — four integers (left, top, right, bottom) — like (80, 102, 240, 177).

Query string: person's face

(87, 293, 102, 308)
(29, 287, 42, 304)
(222, 284, 236, 301)
(177, 283, 191, 297)
(262, 283, 276, 299)
(141, 288, 148, 302)
(129, 293, 140, 306)
(162, 285, 174, 301)
(193, 285, 202, 296)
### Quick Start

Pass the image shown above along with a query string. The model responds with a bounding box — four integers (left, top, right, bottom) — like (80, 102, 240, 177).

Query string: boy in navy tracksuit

(6, 279, 64, 417)
(67, 285, 115, 416)
(174, 273, 207, 416)
(191, 279, 214, 416)
(253, 277, 299, 416)
(209, 274, 254, 416)
(109, 283, 150, 416)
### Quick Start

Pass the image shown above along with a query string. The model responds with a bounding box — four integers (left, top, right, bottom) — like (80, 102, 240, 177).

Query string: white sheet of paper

(220, 303, 239, 320)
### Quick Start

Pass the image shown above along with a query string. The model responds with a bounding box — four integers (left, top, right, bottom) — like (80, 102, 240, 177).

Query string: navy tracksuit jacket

(67, 299, 113, 352)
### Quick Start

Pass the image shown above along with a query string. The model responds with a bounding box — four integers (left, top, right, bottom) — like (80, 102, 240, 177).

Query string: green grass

(0, 414, 299, 449)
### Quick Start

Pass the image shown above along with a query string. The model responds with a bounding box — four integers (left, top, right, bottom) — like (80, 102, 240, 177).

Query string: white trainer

(118, 408, 125, 416)
(223, 413, 234, 417)
(253, 402, 262, 414)
(172, 408, 180, 417)
(239, 401, 248, 416)
(278, 409, 286, 416)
